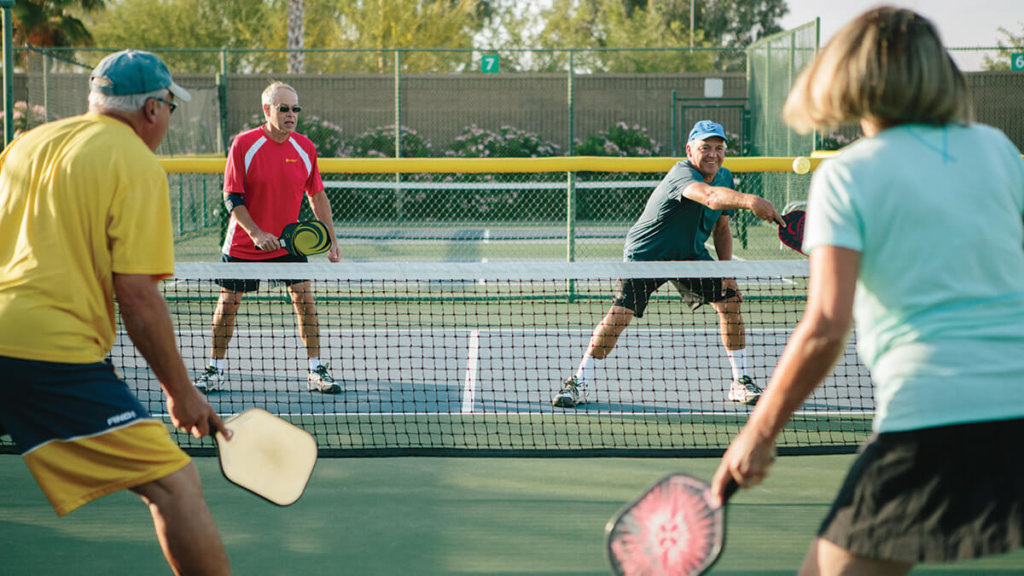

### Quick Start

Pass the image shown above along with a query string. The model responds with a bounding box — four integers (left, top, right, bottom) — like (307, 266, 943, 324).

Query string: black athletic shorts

(216, 253, 309, 293)
(611, 277, 737, 317)
(819, 417, 1024, 563)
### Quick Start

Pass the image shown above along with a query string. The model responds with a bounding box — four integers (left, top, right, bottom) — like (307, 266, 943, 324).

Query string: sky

(779, 0, 1024, 70)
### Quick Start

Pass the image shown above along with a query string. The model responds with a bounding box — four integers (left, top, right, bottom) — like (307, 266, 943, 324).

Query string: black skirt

(819, 417, 1024, 563)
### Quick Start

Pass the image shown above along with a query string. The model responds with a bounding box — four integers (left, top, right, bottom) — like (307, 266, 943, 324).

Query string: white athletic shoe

(308, 364, 341, 394)
(194, 365, 224, 394)
(552, 376, 588, 408)
(728, 375, 763, 406)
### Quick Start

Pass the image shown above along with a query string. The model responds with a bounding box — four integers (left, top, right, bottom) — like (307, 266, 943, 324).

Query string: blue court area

(110, 323, 874, 455)
(114, 327, 872, 416)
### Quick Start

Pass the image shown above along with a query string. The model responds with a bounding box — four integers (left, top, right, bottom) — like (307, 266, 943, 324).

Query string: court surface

(113, 327, 873, 417)
(3, 454, 1023, 575)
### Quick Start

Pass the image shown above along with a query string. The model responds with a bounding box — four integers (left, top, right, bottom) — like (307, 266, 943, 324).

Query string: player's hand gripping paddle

(215, 408, 317, 506)
(279, 220, 331, 256)
(606, 474, 739, 576)
(777, 209, 806, 255)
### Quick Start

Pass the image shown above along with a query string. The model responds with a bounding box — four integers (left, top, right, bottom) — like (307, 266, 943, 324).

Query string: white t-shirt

(803, 123, 1024, 432)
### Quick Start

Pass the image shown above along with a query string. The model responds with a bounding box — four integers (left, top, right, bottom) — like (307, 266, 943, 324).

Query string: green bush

(573, 122, 661, 156)
(351, 125, 432, 158)
(444, 124, 561, 158)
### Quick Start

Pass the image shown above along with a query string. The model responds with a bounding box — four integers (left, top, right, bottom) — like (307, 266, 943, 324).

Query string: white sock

(727, 349, 747, 381)
(575, 355, 598, 386)
(209, 358, 224, 372)
(309, 357, 322, 372)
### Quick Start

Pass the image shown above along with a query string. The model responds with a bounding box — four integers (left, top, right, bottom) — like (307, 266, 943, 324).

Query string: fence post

(394, 49, 404, 222)
(1, 0, 15, 148)
(217, 49, 229, 155)
(566, 51, 576, 299)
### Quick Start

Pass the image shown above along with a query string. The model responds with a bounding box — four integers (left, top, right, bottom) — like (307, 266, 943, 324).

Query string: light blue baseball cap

(90, 50, 191, 102)
(687, 120, 728, 143)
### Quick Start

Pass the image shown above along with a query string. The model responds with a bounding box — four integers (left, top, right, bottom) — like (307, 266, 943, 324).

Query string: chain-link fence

(166, 158, 808, 263)
(7, 44, 1022, 264)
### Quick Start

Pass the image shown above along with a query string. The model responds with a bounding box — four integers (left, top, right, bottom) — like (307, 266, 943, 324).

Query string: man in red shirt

(195, 82, 342, 394)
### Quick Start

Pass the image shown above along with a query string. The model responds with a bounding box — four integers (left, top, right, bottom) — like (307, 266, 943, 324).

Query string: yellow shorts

(0, 356, 191, 516)
(24, 420, 191, 516)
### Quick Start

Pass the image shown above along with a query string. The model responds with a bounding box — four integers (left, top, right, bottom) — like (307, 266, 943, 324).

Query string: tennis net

(3, 260, 875, 457)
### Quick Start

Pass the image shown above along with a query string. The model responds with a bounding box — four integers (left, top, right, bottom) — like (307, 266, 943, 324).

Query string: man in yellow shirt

(0, 50, 231, 575)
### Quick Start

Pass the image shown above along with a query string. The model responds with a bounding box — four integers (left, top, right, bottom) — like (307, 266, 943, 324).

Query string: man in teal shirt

(554, 120, 785, 408)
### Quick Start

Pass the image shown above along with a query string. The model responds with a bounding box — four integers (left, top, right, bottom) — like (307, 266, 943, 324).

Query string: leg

(289, 281, 340, 393)
(287, 281, 319, 359)
(709, 295, 744, 352)
(799, 537, 912, 576)
(585, 305, 635, 360)
(210, 288, 243, 361)
(710, 293, 762, 404)
(131, 463, 231, 576)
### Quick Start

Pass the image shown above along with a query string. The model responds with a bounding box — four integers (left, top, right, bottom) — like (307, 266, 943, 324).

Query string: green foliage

(982, 25, 1024, 71)
(13, 0, 100, 48)
(444, 124, 562, 158)
(536, 0, 716, 72)
(351, 125, 433, 158)
(331, 0, 484, 73)
(534, 0, 785, 72)
(573, 122, 660, 156)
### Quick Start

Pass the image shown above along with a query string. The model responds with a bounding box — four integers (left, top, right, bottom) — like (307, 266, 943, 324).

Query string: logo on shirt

(285, 158, 298, 163)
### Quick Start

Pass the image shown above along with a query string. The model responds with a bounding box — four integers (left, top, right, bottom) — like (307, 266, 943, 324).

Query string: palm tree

(13, 0, 104, 48)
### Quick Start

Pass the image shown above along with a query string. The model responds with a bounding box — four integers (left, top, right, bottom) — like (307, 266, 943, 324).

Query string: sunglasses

(152, 96, 177, 114)
(276, 105, 303, 113)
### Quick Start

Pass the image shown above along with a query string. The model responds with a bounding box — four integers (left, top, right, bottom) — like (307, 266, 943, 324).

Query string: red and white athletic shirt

(222, 126, 325, 259)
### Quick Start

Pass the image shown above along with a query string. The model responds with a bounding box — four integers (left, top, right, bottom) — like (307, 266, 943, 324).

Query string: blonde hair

(783, 6, 972, 134)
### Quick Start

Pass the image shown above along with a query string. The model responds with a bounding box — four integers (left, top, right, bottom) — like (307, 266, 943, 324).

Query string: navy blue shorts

(0, 355, 189, 516)
(217, 252, 309, 293)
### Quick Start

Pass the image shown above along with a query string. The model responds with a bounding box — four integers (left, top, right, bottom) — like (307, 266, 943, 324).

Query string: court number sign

(481, 55, 500, 74)
(1013, 53, 1024, 72)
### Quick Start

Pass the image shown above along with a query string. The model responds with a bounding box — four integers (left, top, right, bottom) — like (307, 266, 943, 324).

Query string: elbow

(795, 314, 851, 355)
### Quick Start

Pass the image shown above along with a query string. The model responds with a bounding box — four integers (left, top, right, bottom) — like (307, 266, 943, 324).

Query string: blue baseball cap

(687, 120, 728, 143)
(90, 50, 191, 102)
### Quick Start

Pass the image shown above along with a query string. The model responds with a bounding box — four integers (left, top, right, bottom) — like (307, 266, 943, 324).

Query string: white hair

(261, 81, 298, 108)
(88, 88, 170, 113)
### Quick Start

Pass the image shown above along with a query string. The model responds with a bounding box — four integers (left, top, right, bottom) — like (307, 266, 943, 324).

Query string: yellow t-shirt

(0, 113, 174, 363)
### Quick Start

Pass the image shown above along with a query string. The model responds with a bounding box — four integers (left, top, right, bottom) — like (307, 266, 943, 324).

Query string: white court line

(461, 329, 480, 413)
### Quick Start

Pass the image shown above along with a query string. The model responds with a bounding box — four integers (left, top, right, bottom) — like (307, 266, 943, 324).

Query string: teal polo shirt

(623, 160, 735, 261)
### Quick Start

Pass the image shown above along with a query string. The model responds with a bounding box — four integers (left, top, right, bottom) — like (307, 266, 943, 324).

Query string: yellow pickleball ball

(792, 156, 811, 175)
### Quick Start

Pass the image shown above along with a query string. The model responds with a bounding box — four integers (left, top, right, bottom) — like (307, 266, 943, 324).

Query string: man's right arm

(113, 273, 227, 439)
(682, 182, 784, 226)
(226, 200, 280, 252)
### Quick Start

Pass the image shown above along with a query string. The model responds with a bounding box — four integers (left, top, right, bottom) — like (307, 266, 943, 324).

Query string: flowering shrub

(817, 131, 860, 151)
(444, 124, 561, 158)
(351, 125, 432, 158)
(723, 131, 749, 156)
(0, 101, 47, 136)
(573, 122, 660, 157)
(245, 112, 350, 157)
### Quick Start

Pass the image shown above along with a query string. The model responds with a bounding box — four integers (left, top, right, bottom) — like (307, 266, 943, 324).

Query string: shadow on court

(2, 453, 1022, 575)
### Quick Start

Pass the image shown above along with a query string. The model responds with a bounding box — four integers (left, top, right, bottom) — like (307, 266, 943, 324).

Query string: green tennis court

(3, 453, 1022, 575)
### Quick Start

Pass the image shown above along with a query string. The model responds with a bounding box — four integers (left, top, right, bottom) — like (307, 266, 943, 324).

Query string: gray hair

(261, 81, 298, 108)
(88, 87, 171, 113)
